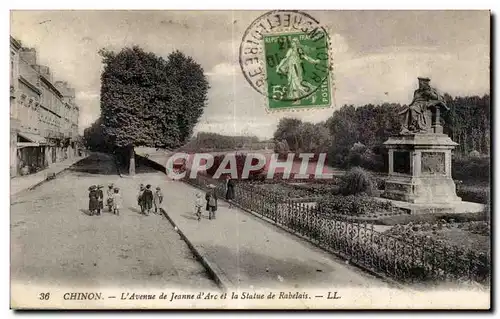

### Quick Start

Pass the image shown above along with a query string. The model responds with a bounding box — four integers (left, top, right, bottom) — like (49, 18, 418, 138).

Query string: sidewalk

(143, 174, 390, 291)
(10, 155, 86, 196)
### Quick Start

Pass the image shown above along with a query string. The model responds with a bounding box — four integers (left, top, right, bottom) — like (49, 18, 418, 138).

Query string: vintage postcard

(9, 10, 491, 310)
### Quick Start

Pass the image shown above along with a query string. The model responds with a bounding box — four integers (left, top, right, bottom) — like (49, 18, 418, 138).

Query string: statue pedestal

(381, 134, 462, 214)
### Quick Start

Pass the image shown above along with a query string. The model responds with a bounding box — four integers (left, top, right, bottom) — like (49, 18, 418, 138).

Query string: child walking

(205, 184, 218, 220)
(96, 185, 104, 216)
(195, 193, 204, 221)
(137, 184, 145, 213)
(153, 187, 164, 214)
(106, 184, 114, 212)
(142, 184, 154, 216)
(88, 185, 98, 216)
(112, 187, 122, 215)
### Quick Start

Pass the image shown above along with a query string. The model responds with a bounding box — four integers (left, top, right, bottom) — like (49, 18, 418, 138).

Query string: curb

(12, 157, 87, 196)
(159, 208, 234, 292)
(26, 168, 64, 192)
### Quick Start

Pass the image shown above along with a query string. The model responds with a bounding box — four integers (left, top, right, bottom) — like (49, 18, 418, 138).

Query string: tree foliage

(273, 118, 331, 153)
(274, 139, 290, 158)
(167, 51, 210, 144)
(442, 94, 490, 155)
(273, 118, 303, 151)
(99, 46, 209, 149)
(83, 117, 108, 152)
(325, 103, 400, 169)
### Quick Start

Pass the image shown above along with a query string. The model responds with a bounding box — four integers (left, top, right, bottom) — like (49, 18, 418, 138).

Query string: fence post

(274, 194, 278, 224)
(306, 204, 311, 239)
(249, 185, 253, 211)
(369, 223, 374, 270)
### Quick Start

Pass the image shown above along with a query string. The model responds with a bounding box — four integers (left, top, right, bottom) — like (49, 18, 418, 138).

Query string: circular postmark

(239, 10, 332, 108)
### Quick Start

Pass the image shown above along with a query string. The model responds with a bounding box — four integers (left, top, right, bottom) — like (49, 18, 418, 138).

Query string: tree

(326, 105, 358, 167)
(273, 118, 303, 151)
(99, 46, 209, 175)
(298, 122, 331, 153)
(83, 117, 109, 152)
(274, 139, 290, 159)
(166, 51, 210, 144)
(443, 94, 490, 155)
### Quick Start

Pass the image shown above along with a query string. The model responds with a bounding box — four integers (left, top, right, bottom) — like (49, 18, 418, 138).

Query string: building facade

(10, 36, 80, 177)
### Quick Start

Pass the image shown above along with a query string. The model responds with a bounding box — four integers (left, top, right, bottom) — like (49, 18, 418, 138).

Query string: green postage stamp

(239, 10, 333, 112)
(264, 32, 331, 109)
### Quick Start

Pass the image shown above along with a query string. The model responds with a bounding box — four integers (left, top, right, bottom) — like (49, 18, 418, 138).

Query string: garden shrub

(346, 143, 366, 167)
(332, 143, 386, 172)
(317, 195, 394, 216)
(456, 184, 490, 204)
(452, 155, 490, 183)
(359, 149, 384, 172)
(339, 166, 374, 195)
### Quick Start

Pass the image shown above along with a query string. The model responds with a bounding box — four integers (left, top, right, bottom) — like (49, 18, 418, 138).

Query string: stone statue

(399, 77, 449, 134)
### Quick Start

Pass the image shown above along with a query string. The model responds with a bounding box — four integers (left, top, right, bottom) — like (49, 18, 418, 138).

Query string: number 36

(39, 292, 50, 300)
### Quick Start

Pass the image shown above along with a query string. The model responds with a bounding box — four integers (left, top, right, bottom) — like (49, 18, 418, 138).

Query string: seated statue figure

(399, 77, 449, 134)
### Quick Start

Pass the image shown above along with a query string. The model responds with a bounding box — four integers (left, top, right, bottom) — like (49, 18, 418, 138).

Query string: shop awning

(17, 132, 47, 147)
(17, 142, 40, 148)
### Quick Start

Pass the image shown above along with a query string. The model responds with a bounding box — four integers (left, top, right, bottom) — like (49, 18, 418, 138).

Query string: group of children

(88, 182, 221, 220)
(194, 184, 218, 221)
(137, 184, 164, 216)
(88, 184, 122, 216)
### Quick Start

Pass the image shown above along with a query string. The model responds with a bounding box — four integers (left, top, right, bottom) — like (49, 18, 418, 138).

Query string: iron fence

(183, 173, 490, 285)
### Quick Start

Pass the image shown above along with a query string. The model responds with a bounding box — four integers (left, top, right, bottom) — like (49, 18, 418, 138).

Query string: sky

(10, 10, 490, 139)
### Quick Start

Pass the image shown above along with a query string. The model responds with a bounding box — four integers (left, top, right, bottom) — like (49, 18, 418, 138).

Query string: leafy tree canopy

(99, 46, 209, 149)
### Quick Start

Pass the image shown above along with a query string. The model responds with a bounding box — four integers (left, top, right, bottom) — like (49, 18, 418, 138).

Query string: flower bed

(316, 195, 396, 217)
(251, 182, 314, 198)
(384, 220, 491, 256)
(285, 182, 341, 196)
(250, 171, 342, 183)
